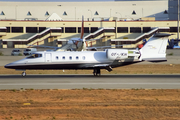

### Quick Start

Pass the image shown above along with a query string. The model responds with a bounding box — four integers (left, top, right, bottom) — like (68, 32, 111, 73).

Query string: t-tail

(139, 33, 171, 62)
(80, 16, 87, 51)
(80, 16, 84, 39)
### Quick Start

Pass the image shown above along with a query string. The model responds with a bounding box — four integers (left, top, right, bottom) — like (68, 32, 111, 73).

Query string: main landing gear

(22, 71, 26, 77)
(93, 68, 101, 76)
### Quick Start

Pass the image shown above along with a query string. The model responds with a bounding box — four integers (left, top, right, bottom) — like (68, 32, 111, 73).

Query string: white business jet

(5, 33, 170, 76)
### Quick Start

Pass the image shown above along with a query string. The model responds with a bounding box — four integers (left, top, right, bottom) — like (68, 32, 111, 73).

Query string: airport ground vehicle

(23, 48, 37, 56)
(11, 49, 21, 56)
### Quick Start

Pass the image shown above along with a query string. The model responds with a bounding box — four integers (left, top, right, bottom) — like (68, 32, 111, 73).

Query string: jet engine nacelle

(106, 49, 128, 60)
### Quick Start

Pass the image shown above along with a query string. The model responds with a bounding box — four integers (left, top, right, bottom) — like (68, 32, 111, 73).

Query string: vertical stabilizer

(139, 33, 171, 62)
(80, 16, 84, 39)
(81, 16, 87, 51)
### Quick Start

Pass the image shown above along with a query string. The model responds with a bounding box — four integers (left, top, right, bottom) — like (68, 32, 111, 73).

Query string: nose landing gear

(22, 71, 26, 77)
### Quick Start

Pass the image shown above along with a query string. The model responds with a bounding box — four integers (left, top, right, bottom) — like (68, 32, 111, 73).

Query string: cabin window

(56, 56, 59, 59)
(62, 56, 65, 60)
(27, 54, 42, 59)
(69, 56, 72, 60)
(76, 56, 79, 60)
(82, 56, 85, 60)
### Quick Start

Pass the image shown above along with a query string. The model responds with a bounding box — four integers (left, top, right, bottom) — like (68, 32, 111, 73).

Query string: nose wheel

(93, 68, 101, 76)
(22, 71, 26, 77)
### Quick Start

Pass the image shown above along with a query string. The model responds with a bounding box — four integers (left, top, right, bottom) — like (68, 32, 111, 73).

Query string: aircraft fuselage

(5, 50, 139, 70)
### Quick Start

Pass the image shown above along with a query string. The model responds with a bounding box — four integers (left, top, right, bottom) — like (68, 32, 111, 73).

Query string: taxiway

(0, 74, 179, 89)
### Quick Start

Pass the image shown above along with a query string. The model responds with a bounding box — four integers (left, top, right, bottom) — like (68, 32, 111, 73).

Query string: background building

(0, 0, 179, 49)
(168, 0, 180, 20)
(0, 0, 168, 21)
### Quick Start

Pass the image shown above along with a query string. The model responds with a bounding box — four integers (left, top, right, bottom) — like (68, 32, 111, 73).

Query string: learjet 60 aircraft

(5, 33, 170, 76)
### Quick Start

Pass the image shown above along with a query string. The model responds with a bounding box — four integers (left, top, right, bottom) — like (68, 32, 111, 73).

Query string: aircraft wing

(86, 44, 130, 50)
(28, 45, 59, 50)
(56, 44, 73, 51)
(28, 44, 75, 51)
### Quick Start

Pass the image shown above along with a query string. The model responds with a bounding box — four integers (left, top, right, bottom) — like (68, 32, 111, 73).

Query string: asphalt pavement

(0, 74, 179, 89)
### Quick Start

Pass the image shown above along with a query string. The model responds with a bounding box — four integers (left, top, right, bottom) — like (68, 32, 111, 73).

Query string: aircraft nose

(4, 62, 16, 69)
(4, 58, 26, 69)
(4, 63, 12, 68)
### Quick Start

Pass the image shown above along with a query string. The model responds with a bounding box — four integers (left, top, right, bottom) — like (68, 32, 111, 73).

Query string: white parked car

(23, 48, 37, 56)
(11, 49, 21, 56)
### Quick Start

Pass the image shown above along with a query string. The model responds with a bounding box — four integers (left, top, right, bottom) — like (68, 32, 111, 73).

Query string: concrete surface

(0, 74, 179, 89)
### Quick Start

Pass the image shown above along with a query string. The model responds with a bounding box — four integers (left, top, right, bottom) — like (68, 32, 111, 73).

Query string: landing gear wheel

(93, 69, 101, 76)
(22, 71, 26, 77)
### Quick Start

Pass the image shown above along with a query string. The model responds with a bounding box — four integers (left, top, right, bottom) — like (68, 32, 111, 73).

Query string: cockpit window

(27, 54, 42, 59)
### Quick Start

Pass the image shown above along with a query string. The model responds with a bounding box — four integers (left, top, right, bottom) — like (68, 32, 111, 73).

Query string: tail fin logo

(148, 45, 157, 49)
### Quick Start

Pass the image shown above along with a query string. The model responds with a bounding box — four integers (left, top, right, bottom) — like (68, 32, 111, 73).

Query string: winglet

(80, 16, 84, 39)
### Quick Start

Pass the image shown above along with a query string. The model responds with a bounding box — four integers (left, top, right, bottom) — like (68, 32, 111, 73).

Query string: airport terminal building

(0, 0, 179, 48)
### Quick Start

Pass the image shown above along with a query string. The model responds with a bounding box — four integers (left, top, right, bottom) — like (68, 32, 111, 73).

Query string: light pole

(116, 12, 122, 20)
(57, 5, 61, 18)
(88, 9, 92, 20)
(178, 0, 179, 42)
(75, 7, 76, 21)
(15, 5, 17, 20)
(110, 9, 112, 17)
